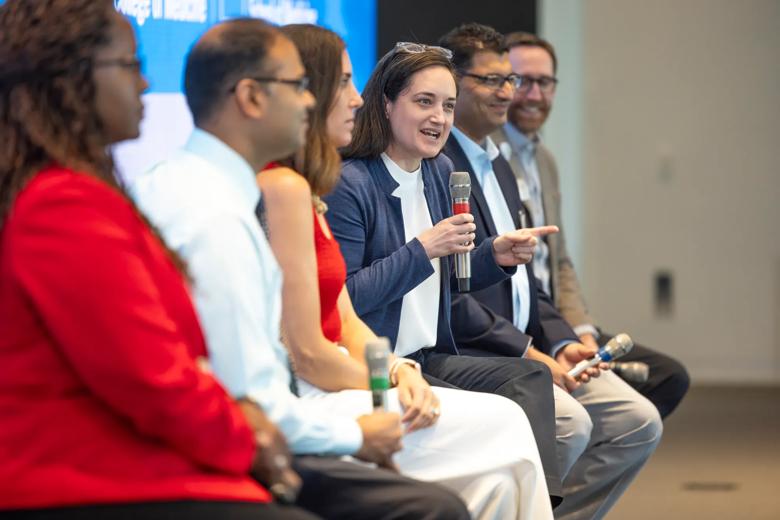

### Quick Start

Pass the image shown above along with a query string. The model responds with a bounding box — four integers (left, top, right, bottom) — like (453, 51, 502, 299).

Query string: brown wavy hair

(0, 0, 186, 272)
(437, 22, 507, 72)
(0, 0, 120, 223)
(504, 31, 558, 74)
(280, 24, 345, 196)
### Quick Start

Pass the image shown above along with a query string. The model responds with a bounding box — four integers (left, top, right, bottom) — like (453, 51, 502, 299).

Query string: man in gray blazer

(491, 32, 689, 419)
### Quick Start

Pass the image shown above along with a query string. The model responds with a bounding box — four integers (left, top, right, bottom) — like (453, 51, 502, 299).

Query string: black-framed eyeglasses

(460, 72, 523, 90)
(517, 75, 558, 94)
(94, 57, 143, 74)
(230, 76, 310, 94)
(394, 41, 453, 60)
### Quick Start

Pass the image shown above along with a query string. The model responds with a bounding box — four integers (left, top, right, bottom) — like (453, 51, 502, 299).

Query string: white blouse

(381, 153, 441, 357)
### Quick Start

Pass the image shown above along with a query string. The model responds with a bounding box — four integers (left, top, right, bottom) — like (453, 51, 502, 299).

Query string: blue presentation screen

(116, 0, 377, 93)
(0, 0, 377, 179)
(112, 0, 377, 179)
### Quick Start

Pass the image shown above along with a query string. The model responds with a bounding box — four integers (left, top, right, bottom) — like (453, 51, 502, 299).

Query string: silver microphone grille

(605, 333, 634, 358)
(449, 171, 471, 200)
(365, 338, 391, 370)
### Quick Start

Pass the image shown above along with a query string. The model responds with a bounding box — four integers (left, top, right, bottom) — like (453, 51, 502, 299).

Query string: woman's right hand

(417, 214, 476, 259)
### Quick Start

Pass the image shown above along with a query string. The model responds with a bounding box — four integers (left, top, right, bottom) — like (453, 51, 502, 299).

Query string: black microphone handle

(608, 361, 649, 383)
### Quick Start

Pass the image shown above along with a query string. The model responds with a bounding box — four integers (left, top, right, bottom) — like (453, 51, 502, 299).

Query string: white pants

(299, 379, 553, 520)
(553, 371, 663, 520)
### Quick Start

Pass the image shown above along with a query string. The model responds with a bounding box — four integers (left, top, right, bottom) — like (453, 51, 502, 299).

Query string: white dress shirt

(503, 122, 552, 296)
(502, 123, 598, 340)
(131, 129, 362, 455)
(380, 153, 441, 357)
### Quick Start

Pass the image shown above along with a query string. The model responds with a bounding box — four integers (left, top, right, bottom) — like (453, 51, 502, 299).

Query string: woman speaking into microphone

(0, 1, 308, 518)
(257, 25, 552, 520)
(324, 40, 567, 505)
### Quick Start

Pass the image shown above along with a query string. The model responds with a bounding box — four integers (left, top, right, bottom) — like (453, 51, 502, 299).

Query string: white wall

(539, 0, 584, 270)
(541, 0, 780, 384)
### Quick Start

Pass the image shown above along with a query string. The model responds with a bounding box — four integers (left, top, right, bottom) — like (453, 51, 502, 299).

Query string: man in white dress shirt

(132, 18, 471, 520)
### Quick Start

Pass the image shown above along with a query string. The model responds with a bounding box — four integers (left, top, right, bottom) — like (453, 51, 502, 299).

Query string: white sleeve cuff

(326, 417, 364, 456)
(573, 324, 599, 339)
(550, 339, 577, 358)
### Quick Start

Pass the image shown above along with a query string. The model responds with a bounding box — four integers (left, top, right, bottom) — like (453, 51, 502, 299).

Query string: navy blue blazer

(324, 154, 513, 355)
(443, 135, 578, 355)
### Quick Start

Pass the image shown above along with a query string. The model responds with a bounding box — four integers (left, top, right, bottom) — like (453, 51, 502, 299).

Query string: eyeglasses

(394, 41, 453, 60)
(460, 72, 523, 90)
(516, 75, 558, 95)
(230, 76, 310, 94)
(94, 57, 143, 74)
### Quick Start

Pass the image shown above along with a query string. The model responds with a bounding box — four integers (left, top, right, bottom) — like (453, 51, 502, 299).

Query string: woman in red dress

(0, 1, 311, 518)
(258, 25, 440, 433)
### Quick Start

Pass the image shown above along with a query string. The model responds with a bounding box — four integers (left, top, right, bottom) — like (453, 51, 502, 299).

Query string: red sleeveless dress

(313, 208, 347, 343)
(261, 163, 345, 343)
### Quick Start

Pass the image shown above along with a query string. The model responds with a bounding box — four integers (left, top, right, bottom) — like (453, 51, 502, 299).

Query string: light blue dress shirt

(130, 129, 362, 455)
(503, 123, 552, 296)
(502, 124, 598, 340)
(451, 127, 531, 332)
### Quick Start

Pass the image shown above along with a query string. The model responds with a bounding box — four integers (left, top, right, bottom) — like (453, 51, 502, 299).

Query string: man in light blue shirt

(493, 31, 689, 422)
(135, 128, 366, 455)
(132, 18, 469, 520)
(451, 126, 532, 332)
(501, 122, 552, 294)
(440, 22, 662, 520)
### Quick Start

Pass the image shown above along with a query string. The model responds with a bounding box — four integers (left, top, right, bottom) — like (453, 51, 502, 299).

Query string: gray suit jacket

(490, 126, 594, 328)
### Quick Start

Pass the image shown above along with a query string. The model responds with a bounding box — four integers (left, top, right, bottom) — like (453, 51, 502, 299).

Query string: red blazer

(0, 166, 270, 510)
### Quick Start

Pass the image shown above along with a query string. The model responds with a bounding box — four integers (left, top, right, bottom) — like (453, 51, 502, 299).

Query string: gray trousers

(552, 371, 663, 520)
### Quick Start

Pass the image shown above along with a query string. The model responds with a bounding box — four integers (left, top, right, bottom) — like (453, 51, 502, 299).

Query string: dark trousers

(415, 348, 563, 507)
(294, 455, 469, 520)
(602, 334, 690, 419)
(1, 501, 318, 520)
(4, 457, 469, 520)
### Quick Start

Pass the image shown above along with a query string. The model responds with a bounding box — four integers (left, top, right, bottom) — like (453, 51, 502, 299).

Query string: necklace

(312, 194, 328, 215)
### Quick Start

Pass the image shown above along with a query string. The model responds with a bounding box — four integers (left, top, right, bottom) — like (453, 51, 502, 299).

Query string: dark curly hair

(437, 22, 506, 72)
(0, 0, 122, 225)
(0, 0, 187, 273)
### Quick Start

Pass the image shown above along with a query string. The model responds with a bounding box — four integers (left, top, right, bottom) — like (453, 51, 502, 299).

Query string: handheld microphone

(568, 333, 634, 378)
(607, 361, 649, 383)
(365, 338, 391, 411)
(449, 171, 471, 293)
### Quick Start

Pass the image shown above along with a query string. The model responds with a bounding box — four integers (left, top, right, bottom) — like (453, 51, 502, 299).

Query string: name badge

(516, 178, 531, 202)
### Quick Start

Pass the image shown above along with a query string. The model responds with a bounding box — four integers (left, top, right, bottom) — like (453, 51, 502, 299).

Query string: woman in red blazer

(0, 1, 310, 518)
